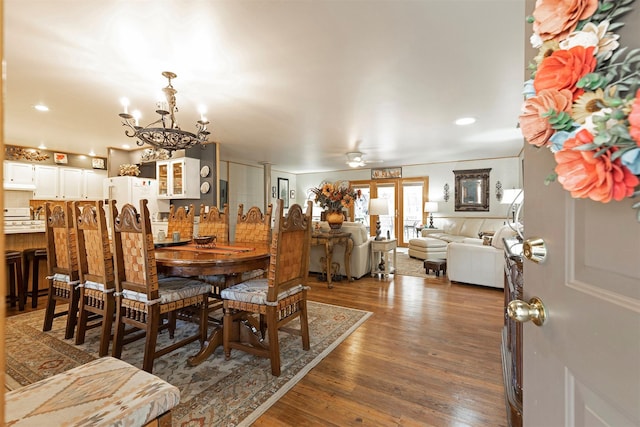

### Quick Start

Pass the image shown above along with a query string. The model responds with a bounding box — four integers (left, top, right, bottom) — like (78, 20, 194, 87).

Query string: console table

(370, 238, 397, 278)
(502, 237, 523, 427)
(311, 231, 353, 288)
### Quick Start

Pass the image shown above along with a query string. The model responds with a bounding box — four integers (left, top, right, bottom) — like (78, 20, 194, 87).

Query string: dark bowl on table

(194, 236, 215, 245)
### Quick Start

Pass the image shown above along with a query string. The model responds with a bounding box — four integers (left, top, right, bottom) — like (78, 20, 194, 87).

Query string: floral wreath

(519, 0, 640, 217)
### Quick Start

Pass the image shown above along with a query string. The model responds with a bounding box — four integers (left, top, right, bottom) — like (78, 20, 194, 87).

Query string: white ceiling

(4, 0, 526, 174)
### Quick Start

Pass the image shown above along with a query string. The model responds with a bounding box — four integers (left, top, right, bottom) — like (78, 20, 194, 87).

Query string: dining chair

(109, 199, 210, 373)
(72, 200, 115, 356)
(42, 201, 81, 340)
(167, 204, 195, 241)
(234, 203, 273, 282)
(197, 204, 229, 243)
(221, 199, 312, 376)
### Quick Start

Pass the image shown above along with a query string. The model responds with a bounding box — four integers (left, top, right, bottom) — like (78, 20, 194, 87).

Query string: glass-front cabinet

(156, 158, 200, 199)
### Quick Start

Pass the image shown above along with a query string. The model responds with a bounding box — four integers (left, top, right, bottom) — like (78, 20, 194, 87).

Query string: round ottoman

(408, 237, 447, 260)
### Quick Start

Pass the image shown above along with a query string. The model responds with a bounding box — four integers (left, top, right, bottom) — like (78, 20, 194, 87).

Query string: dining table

(154, 242, 271, 366)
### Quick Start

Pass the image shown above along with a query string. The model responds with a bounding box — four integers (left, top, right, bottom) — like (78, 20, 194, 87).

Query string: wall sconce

(495, 180, 503, 202)
(443, 183, 450, 202)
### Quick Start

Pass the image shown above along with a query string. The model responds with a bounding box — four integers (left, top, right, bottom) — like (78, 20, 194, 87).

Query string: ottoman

(424, 258, 447, 277)
(408, 237, 447, 260)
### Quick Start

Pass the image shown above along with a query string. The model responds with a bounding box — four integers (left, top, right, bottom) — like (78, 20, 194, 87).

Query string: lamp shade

(424, 201, 439, 212)
(501, 189, 523, 205)
(369, 198, 389, 216)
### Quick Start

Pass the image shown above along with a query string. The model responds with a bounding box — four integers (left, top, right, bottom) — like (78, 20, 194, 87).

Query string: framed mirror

(453, 168, 491, 212)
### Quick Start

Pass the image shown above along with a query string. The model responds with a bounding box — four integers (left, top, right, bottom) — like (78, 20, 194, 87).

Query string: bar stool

(6, 250, 25, 311)
(23, 248, 48, 308)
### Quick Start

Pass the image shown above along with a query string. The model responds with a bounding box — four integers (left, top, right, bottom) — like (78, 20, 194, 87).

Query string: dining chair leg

(42, 286, 57, 332)
(112, 303, 126, 359)
(64, 288, 80, 340)
(300, 300, 310, 350)
(266, 308, 281, 376)
(75, 290, 90, 345)
(143, 309, 161, 373)
(98, 299, 115, 357)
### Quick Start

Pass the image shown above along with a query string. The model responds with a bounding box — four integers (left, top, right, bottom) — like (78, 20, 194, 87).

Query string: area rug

(5, 301, 371, 426)
(393, 249, 429, 278)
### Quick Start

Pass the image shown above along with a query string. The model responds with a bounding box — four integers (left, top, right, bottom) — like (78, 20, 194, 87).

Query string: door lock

(523, 237, 547, 263)
(507, 296, 547, 326)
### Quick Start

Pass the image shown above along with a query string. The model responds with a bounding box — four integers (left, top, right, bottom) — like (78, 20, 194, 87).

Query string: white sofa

(408, 217, 506, 259)
(446, 224, 519, 288)
(309, 221, 372, 279)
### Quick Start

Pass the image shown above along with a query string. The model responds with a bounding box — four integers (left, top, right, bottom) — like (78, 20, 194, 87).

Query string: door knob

(507, 296, 547, 326)
(523, 237, 547, 263)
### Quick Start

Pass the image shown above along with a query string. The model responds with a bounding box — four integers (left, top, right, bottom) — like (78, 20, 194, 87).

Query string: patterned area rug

(393, 249, 429, 278)
(5, 301, 371, 426)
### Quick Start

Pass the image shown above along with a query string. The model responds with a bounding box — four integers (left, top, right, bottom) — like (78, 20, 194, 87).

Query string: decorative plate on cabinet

(200, 181, 210, 194)
(200, 165, 210, 178)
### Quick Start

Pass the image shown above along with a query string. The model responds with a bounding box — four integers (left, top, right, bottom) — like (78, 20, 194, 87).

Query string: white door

(521, 142, 640, 425)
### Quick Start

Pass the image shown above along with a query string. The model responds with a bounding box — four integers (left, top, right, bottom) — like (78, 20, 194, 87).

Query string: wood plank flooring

(5, 272, 507, 426)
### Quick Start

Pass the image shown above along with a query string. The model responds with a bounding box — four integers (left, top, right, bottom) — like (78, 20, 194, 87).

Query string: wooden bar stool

(6, 250, 25, 311)
(23, 248, 48, 308)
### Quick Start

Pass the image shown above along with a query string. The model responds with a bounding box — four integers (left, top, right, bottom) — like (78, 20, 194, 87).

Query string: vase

(325, 210, 344, 232)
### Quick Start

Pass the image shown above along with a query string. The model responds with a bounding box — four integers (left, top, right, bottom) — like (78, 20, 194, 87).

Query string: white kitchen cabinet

(82, 169, 107, 199)
(33, 165, 60, 199)
(59, 167, 83, 199)
(3, 161, 35, 190)
(156, 158, 200, 199)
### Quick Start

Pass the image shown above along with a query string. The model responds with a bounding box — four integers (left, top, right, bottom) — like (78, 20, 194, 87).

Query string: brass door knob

(523, 237, 547, 263)
(507, 296, 547, 326)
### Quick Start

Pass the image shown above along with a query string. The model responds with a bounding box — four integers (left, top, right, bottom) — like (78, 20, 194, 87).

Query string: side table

(311, 231, 353, 288)
(370, 238, 397, 278)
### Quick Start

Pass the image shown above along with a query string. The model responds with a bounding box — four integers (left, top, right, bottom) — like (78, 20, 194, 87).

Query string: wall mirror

(453, 168, 491, 211)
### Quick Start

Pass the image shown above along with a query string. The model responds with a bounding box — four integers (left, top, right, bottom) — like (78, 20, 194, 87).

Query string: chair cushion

(81, 280, 106, 291)
(122, 277, 210, 304)
(221, 278, 304, 306)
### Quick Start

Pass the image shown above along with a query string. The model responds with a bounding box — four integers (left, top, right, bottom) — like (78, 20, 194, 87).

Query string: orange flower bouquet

(310, 180, 356, 211)
(519, 0, 640, 209)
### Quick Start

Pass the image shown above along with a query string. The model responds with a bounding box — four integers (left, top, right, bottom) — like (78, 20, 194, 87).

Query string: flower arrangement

(118, 163, 140, 176)
(310, 180, 356, 211)
(519, 0, 640, 208)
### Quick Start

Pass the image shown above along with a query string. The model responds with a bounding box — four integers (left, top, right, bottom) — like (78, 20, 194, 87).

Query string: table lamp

(424, 201, 439, 229)
(369, 198, 389, 241)
(501, 189, 523, 223)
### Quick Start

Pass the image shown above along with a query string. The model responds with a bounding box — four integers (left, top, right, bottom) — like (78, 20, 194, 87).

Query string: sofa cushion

(480, 219, 505, 233)
(459, 219, 484, 238)
(442, 219, 463, 235)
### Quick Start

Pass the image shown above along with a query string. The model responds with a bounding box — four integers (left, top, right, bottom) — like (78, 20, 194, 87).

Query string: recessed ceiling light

(89, 150, 96, 156)
(455, 117, 476, 126)
(38, 143, 47, 149)
(122, 144, 130, 149)
(34, 104, 49, 112)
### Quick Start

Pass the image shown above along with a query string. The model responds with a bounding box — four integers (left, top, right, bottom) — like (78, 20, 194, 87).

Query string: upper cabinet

(156, 158, 200, 199)
(33, 165, 107, 200)
(3, 161, 36, 190)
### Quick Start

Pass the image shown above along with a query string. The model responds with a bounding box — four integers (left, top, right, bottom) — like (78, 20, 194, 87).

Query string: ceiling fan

(346, 151, 383, 168)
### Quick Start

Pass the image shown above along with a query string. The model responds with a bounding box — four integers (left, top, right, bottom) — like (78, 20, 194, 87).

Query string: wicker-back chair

(167, 204, 195, 241)
(109, 199, 210, 373)
(42, 201, 81, 340)
(221, 199, 312, 376)
(72, 200, 115, 356)
(197, 204, 229, 244)
(234, 204, 272, 244)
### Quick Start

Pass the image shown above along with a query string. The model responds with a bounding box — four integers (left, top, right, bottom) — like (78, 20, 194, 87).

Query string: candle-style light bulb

(198, 105, 207, 122)
(121, 97, 130, 114)
(132, 110, 141, 126)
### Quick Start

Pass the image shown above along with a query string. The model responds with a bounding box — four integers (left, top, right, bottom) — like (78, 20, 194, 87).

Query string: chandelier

(118, 71, 210, 156)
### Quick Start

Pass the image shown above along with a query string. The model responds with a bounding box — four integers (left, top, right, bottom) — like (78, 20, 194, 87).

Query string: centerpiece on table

(310, 180, 356, 231)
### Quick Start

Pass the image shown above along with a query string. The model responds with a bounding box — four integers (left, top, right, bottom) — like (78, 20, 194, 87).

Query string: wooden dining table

(154, 242, 270, 366)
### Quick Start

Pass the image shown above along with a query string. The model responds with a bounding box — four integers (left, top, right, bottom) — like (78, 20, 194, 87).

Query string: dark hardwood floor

(6, 272, 507, 426)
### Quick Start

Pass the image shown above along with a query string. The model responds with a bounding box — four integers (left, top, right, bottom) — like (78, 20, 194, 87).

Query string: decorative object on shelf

(369, 198, 389, 240)
(5, 146, 50, 162)
(91, 158, 106, 169)
(199, 165, 210, 178)
(495, 180, 503, 202)
(200, 181, 210, 194)
(443, 183, 450, 202)
(54, 153, 68, 164)
(324, 210, 345, 232)
(501, 188, 524, 223)
(118, 163, 140, 177)
(424, 201, 439, 229)
(118, 71, 211, 156)
(453, 168, 491, 212)
(310, 180, 357, 232)
(371, 167, 401, 179)
(140, 148, 170, 162)
(519, 0, 640, 219)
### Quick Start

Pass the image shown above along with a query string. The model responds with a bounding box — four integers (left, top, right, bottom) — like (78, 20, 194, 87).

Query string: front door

(522, 143, 640, 424)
